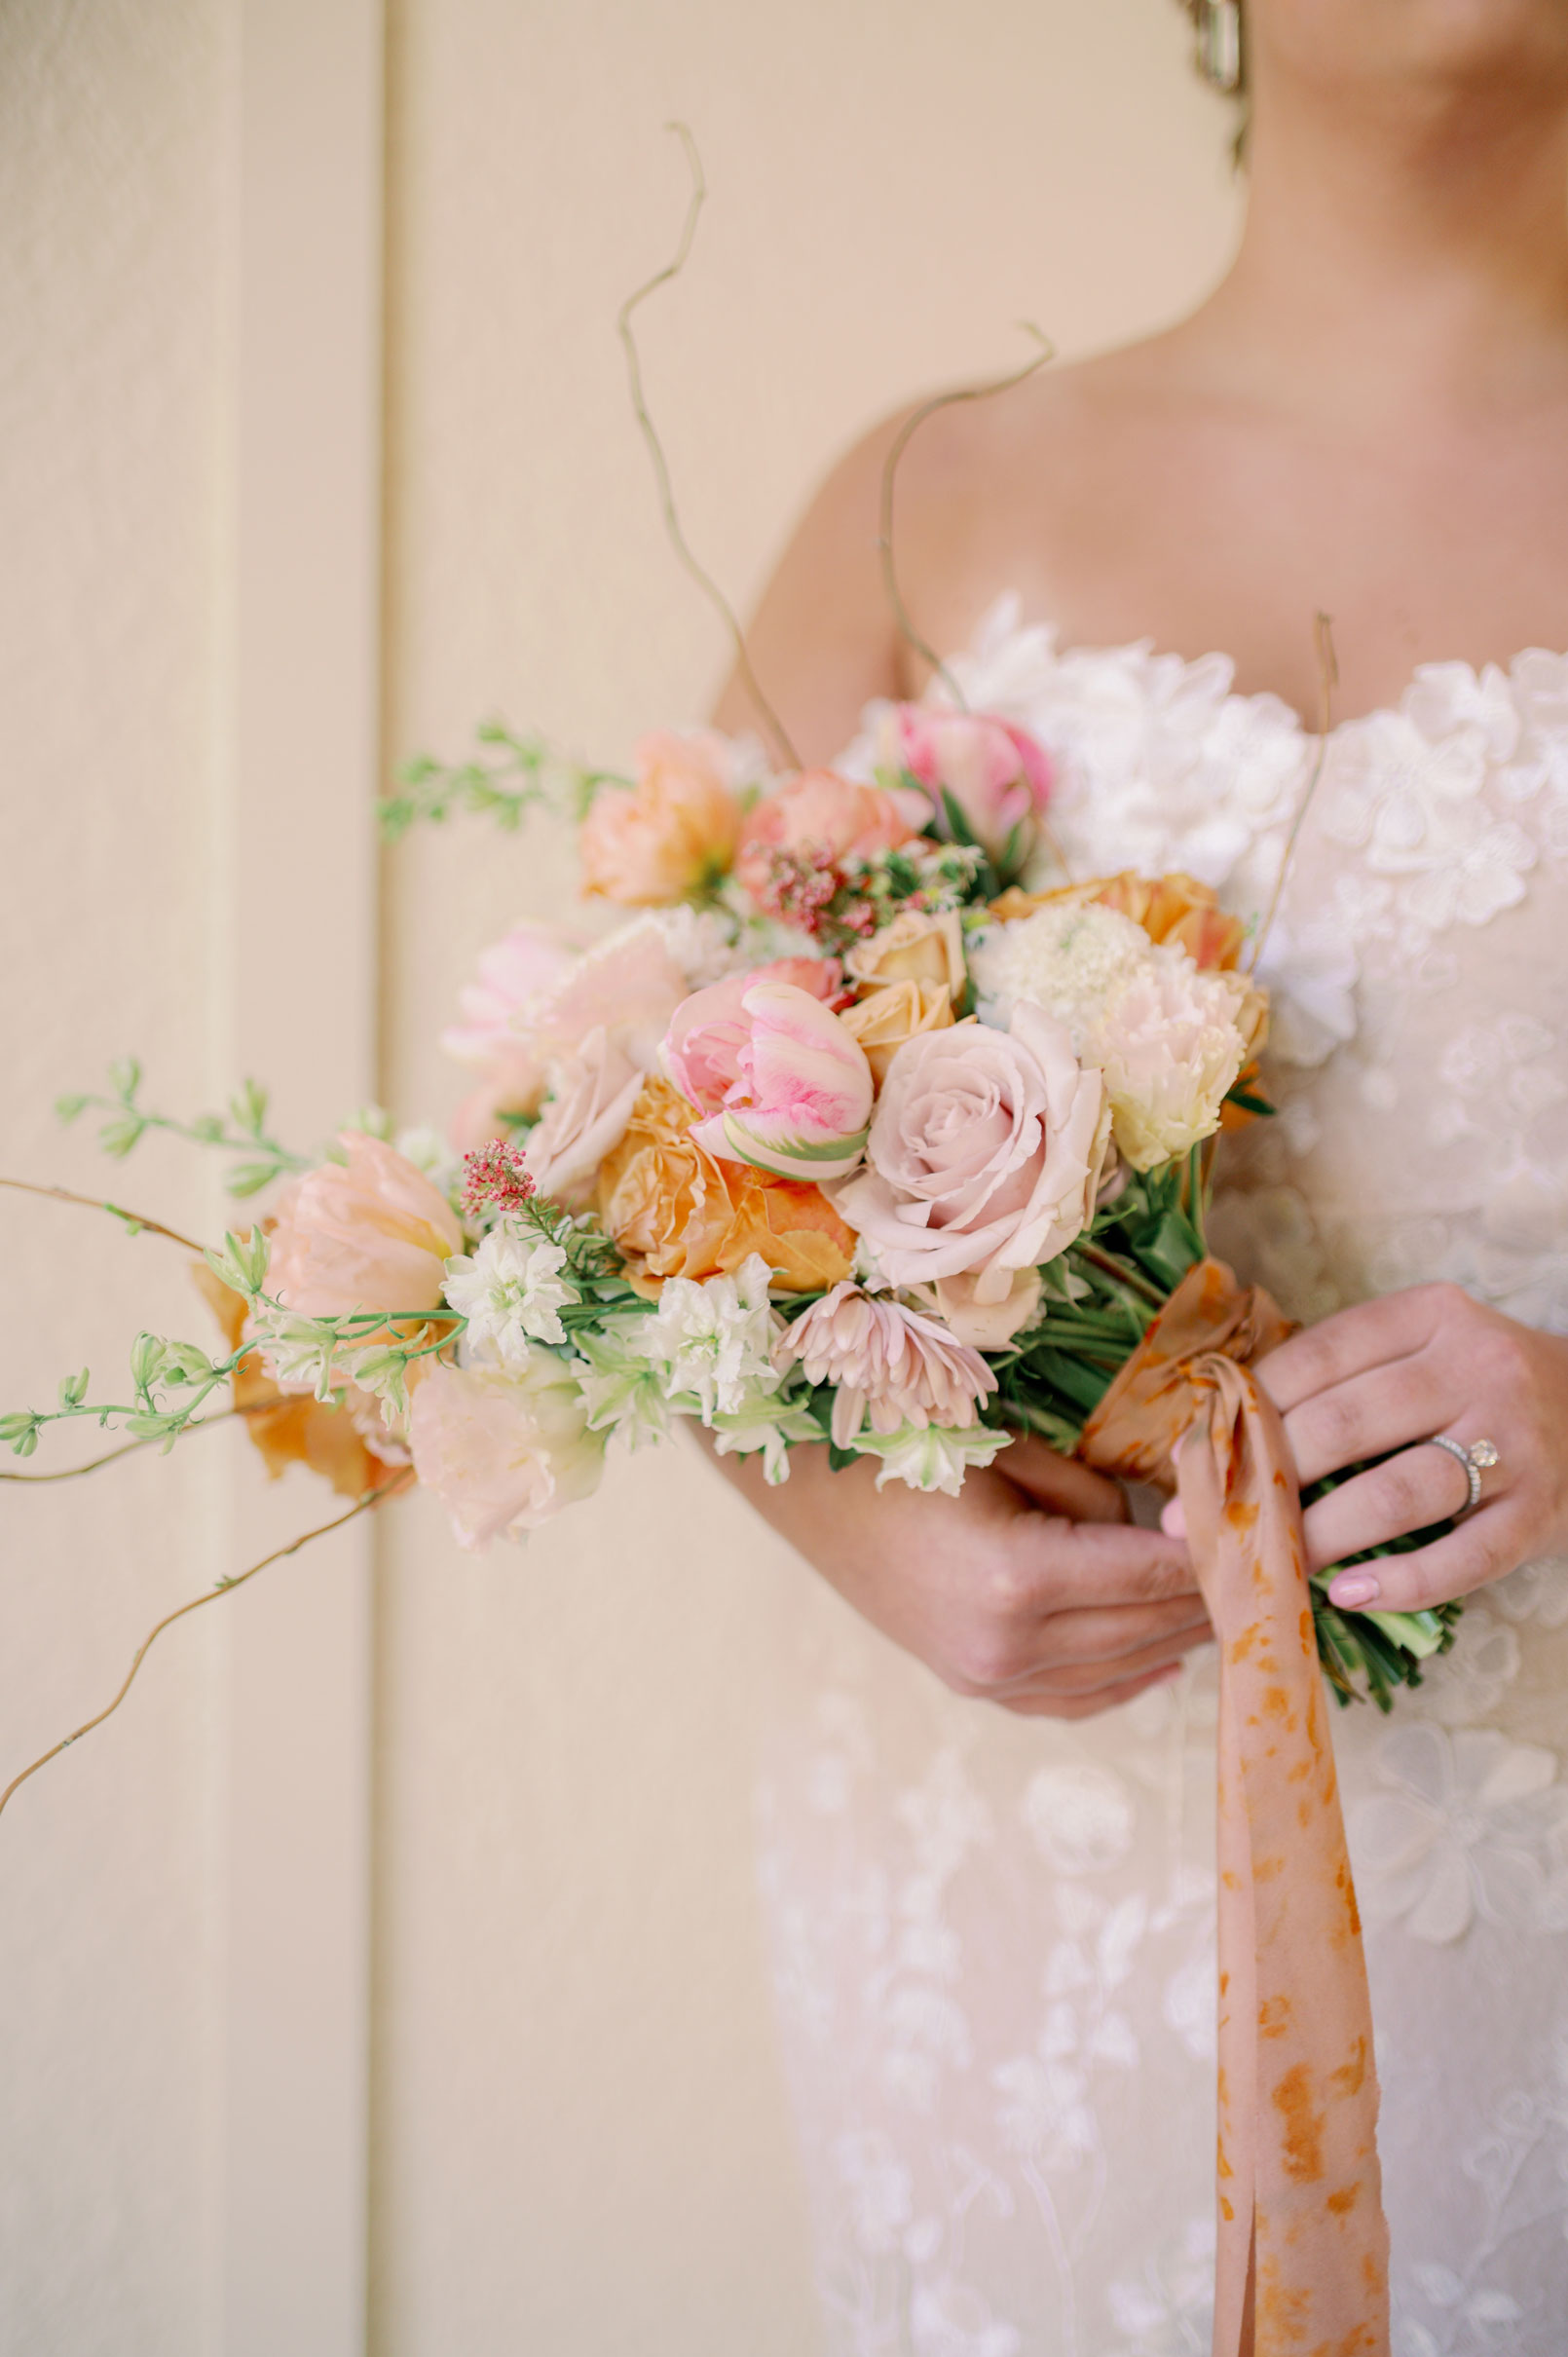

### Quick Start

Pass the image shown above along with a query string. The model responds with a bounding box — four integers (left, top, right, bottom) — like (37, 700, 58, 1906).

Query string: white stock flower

(634, 1253, 781, 1423)
(441, 1222, 577, 1359)
(849, 1420, 1011, 1496)
(572, 1318, 670, 1449)
(707, 1389, 822, 1483)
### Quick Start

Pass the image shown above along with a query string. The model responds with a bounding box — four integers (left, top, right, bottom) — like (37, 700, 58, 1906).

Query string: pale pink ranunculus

(529, 917, 692, 1075)
(831, 1005, 1108, 1306)
(268, 1132, 464, 1317)
(441, 921, 583, 1149)
(733, 768, 922, 903)
(662, 958, 842, 1112)
(773, 1282, 997, 1448)
(1090, 951, 1251, 1173)
(578, 730, 742, 907)
(523, 1025, 645, 1207)
(667, 978, 875, 1183)
(409, 1356, 605, 1551)
(870, 703, 1052, 866)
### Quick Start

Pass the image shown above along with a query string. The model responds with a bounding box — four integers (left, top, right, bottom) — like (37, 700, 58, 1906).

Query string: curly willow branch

(0, 1474, 411, 1824)
(0, 1175, 205, 1256)
(877, 325, 1056, 709)
(1249, 610, 1338, 974)
(618, 123, 803, 772)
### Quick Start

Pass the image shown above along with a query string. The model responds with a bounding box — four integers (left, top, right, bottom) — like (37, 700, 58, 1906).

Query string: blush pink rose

(268, 1132, 464, 1317)
(831, 1005, 1107, 1307)
(523, 1025, 646, 1207)
(662, 958, 842, 1112)
(409, 1357, 605, 1551)
(733, 769, 921, 904)
(666, 978, 875, 1183)
(871, 703, 1052, 866)
(578, 730, 742, 907)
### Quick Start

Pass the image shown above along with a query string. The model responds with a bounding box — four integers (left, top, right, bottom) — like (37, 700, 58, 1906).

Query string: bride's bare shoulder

(719, 338, 1185, 751)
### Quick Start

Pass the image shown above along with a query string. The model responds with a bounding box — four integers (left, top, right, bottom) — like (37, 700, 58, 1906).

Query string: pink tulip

(871, 704, 1053, 867)
(662, 958, 842, 1114)
(669, 978, 874, 1183)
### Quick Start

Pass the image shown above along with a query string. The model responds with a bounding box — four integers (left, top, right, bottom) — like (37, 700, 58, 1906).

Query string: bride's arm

(704, 425, 1212, 1718)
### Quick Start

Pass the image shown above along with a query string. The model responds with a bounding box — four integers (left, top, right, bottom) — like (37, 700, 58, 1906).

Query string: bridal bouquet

(9, 701, 1453, 1731)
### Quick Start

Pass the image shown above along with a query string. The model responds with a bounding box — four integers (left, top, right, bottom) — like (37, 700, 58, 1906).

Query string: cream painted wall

(0, 3, 232, 2349)
(374, 6, 1241, 2352)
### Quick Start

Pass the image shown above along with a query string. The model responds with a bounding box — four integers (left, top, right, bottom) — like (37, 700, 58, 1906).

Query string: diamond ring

(1422, 1434, 1501, 1515)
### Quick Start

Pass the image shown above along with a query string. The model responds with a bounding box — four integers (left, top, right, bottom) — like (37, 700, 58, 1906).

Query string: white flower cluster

(969, 901, 1254, 1173)
(616, 1253, 818, 1483)
(442, 1222, 578, 1359)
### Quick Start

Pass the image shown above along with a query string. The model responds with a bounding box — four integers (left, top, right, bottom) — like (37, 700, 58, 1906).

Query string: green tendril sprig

(56, 1064, 311, 1199)
(378, 721, 626, 843)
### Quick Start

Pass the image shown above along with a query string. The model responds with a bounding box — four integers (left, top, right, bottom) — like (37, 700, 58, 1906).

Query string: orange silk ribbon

(1080, 1258, 1390, 2357)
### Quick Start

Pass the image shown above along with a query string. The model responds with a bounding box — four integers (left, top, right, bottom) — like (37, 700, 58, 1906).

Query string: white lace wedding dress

(755, 600, 1568, 2357)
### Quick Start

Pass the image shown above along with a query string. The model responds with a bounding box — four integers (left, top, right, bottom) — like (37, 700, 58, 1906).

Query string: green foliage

(378, 721, 625, 842)
(58, 1064, 311, 1198)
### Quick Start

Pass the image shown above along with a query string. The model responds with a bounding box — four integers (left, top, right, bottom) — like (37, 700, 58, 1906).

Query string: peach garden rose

(267, 1132, 463, 1317)
(578, 730, 741, 907)
(733, 767, 920, 903)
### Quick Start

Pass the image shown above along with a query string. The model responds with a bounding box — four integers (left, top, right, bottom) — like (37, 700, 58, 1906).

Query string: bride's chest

(949, 607, 1568, 1325)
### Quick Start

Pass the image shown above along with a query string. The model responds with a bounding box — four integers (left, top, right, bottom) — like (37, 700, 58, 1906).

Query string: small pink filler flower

(773, 1283, 996, 1449)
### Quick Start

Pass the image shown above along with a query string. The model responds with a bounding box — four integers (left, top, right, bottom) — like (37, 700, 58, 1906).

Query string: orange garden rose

(597, 1078, 855, 1292)
(578, 730, 742, 906)
(193, 1260, 397, 1501)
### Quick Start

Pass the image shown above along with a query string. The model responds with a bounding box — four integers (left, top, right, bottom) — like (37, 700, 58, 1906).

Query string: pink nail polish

(1329, 1571, 1381, 1609)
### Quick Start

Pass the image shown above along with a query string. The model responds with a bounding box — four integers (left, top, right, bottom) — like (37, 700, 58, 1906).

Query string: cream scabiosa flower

(441, 1221, 577, 1359)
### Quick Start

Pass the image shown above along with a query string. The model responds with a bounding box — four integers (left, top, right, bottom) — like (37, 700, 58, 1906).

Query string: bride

(709, 3, 1568, 2348)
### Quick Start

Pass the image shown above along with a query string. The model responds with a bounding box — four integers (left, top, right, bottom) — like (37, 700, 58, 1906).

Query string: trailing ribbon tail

(1081, 1259, 1390, 2357)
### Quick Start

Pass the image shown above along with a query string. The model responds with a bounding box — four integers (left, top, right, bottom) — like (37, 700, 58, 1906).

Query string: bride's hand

(704, 1431, 1211, 1717)
(1252, 1282, 1568, 1612)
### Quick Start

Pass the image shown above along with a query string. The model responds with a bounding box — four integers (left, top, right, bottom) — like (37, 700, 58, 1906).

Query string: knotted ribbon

(1079, 1258, 1390, 2357)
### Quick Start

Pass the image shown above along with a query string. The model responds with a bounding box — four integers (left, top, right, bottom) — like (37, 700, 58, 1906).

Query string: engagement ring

(1422, 1434, 1501, 1515)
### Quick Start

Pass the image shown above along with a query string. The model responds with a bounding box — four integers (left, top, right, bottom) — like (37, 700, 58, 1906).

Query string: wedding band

(1421, 1434, 1500, 1515)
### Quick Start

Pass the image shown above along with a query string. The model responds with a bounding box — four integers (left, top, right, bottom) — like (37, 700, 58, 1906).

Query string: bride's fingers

(1324, 1500, 1528, 1615)
(999, 1621, 1213, 1705)
(1012, 1595, 1213, 1677)
(1280, 1354, 1457, 1487)
(1301, 1440, 1477, 1573)
(999, 1661, 1190, 1720)
(1002, 1434, 1129, 1524)
(1255, 1288, 1441, 1415)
